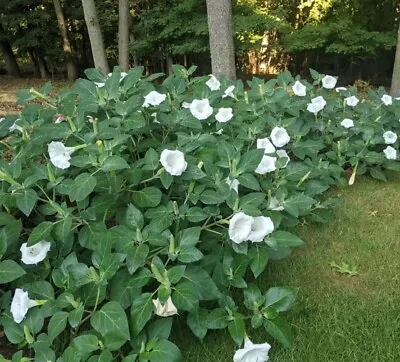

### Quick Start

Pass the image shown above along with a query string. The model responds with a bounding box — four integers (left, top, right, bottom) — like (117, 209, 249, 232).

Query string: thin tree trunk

(53, 0, 77, 80)
(205, 0, 236, 80)
(166, 53, 173, 75)
(28, 49, 40, 77)
(118, 0, 129, 71)
(390, 22, 400, 96)
(37, 55, 51, 79)
(81, 0, 109, 75)
(0, 40, 21, 77)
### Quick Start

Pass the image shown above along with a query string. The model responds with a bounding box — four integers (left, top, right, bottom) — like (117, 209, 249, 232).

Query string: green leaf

(199, 190, 225, 204)
(177, 247, 204, 263)
(55, 216, 72, 242)
(182, 266, 221, 300)
(132, 187, 162, 208)
(104, 69, 121, 100)
(0, 260, 25, 284)
(102, 156, 130, 172)
(160, 171, 173, 189)
(15, 189, 37, 216)
(47, 311, 68, 342)
(0, 228, 7, 260)
(186, 207, 208, 222)
(127, 244, 149, 274)
(71, 334, 99, 356)
(147, 318, 173, 341)
(172, 281, 198, 312)
(130, 293, 153, 336)
(239, 192, 266, 209)
(228, 314, 246, 346)
(187, 308, 208, 340)
(27, 221, 54, 246)
(237, 173, 260, 191)
(180, 165, 206, 180)
(238, 149, 264, 173)
(264, 317, 293, 347)
(124, 204, 144, 230)
(267, 231, 304, 248)
(179, 227, 201, 247)
(206, 308, 228, 329)
(167, 266, 186, 284)
(249, 246, 269, 278)
(91, 301, 130, 347)
(265, 287, 299, 312)
(143, 148, 159, 171)
(147, 339, 182, 362)
(283, 194, 315, 217)
(68, 173, 97, 202)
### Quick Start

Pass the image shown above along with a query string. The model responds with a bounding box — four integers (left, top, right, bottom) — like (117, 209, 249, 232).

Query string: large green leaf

(267, 231, 304, 248)
(126, 244, 149, 274)
(71, 334, 99, 356)
(228, 314, 246, 346)
(264, 317, 293, 347)
(130, 293, 153, 336)
(27, 221, 54, 246)
(181, 266, 221, 300)
(147, 339, 182, 362)
(15, 189, 37, 216)
(264, 286, 299, 312)
(68, 173, 97, 202)
(0, 260, 26, 284)
(249, 246, 269, 278)
(48, 311, 68, 342)
(238, 149, 264, 173)
(132, 187, 162, 208)
(171, 281, 198, 312)
(102, 156, 130, 172)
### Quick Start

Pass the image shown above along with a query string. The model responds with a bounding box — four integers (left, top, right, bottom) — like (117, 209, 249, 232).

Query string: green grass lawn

(173, 172, 400, 361)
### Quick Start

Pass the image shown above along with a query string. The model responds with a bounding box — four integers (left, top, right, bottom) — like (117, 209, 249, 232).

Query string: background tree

(53, 0, 78, 80)
(118, 0, 130, 71)
(205, 0, 236, 79)
(81, 0, 109, 75)
(391, 21, 400, 96)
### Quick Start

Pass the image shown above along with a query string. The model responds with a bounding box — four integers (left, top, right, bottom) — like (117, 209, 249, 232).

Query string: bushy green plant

(0, 66, 399, 361)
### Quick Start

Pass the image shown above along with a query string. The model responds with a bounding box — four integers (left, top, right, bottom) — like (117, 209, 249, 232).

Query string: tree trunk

(205, 0, 236, 80)
(118, 0, 129, 71)
(28, 49, 40, 77)
(390, 22, 400, 96)
(81, 0, 109, 75)
(166, 53, 173, 75)
(53, 0, 78, 80)
(37, 55, 51, 79)
(0, 40, 21, 77)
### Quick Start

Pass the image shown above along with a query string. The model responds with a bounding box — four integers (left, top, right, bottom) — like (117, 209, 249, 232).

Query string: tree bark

(118, 0, 130, 71)
(205, 0, 236, 80)
(37, 55, 51, 79)
(81, 0, 109, 75)
(53, 0, 78, 80)
(0, 40, 21, 77)
(390, 21, 400, 96)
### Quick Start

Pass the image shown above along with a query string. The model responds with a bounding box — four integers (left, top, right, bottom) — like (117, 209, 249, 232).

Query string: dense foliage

(0, 66, 399, 360)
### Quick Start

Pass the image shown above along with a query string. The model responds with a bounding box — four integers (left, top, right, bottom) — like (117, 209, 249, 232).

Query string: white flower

(233, 338, 271, 362)
(0, 117, 4, 123)
(9, 121, 23, 133)
(120, 72, 128, 80)
(215, 128, 224, 135)
(341, 118, 354, 128)
(94, 82, 105, 88)
(160, 149, 187, 176)
(190, 99, 213, 120)
(255, 155, 277, 174)
(87, 115, 94, 124)
(381, 94, 392, 106)
(226, 177, 239, 193)
(276, 149, 290, 168)
(229, 212, 254, 244)
(383, 146, 397, 160)
(270, 127, 290, 148)
(205, 75, 221, 91)
(143, 91, 167, 107)
(268, 196, 284, 211)
(383, 131, 397, 144)
(215, 108, 233, 123)
(335, 87, 347, 92)
(248, 216, 274, 242)
(222, 85, 235, 98)
(11, 289, 38, 324)
(20, 241, 51, 265)
(345, 96, 359, 107)
(48, 141, 75, 169)
(307, 96, 327, 114)
(152, 297, 178, 317)
(182, 101, 191, 109)
(292, 81, 306, 96)
(257, 138, 276, 154)
(321, 75, 337, 89)
(151, 112, 160, 124)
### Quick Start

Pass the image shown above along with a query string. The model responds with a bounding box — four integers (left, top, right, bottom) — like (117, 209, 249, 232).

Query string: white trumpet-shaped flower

(255, 155, 277, 174)
(215, 108, 233, 123)
(205, 75, 221, 91)
(20, 241, 51, 265)
(268, 196, 284, 211)
(335, 87, 347, 92)
(222, 85, 235, 98)
(152, 297, 178, 317)
(48, 141, 75, 169)
(11, 289, 38, 324)
(190, 99, 213, 120)
(383, 146, 397, 160)
(257, 138, 276, 154)
(160, 149, 187, 176)
(321, 75, 337, 89)
(229, 212, 254, 244)
(143, 91, 167, 107)
(233, 338, 271, 362)
(381, 94, 392, 106)
(248, 216, 274, 242)
(276, 149, 290, 168)
(226, 177, 239, 193)
(307, 96, 326, 114)
(270, 127, 290, 148)
(383, 131, 397, 144)
(292, 81, 306, 96)
(345, 96, 359, 107)
(341, 118, 354, 129)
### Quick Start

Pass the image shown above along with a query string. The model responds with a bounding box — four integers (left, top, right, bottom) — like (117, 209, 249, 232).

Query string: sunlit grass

(173, 172, 400, 361)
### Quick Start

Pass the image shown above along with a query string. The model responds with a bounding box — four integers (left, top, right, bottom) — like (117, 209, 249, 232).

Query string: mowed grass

(173, 172, 400, 361)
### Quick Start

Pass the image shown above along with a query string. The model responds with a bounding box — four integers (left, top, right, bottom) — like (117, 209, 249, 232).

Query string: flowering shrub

(0, 65, 399, 361)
